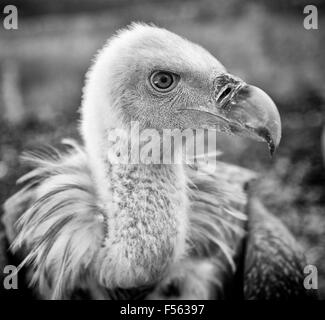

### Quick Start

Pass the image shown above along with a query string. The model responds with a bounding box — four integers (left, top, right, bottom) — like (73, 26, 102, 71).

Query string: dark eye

(150, 71, 178, 92)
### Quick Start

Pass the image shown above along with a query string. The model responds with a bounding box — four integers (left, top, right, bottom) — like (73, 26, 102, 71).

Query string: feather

(4, 140, 251, 299)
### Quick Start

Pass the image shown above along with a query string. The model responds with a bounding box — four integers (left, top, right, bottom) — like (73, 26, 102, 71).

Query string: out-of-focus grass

(0, 0, 324, 297)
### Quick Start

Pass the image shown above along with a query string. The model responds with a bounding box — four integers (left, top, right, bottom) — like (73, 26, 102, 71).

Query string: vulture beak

(213, 74, 282, 155)
(182, 74, 282, 155)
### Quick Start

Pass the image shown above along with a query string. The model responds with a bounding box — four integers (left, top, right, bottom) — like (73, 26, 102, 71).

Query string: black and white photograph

(0, 0, 324, 306)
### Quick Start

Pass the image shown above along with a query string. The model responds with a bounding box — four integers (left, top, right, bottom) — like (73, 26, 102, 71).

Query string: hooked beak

(180, 74, 282, 155)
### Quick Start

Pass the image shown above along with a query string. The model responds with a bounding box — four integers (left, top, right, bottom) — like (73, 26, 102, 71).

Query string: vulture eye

(150, 71, 178, 92)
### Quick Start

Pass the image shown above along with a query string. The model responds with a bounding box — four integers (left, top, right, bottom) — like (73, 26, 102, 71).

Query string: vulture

(1, 23, 313, 300)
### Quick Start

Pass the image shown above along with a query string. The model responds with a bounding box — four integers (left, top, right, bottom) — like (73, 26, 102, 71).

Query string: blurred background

(0, 0, 324, 297)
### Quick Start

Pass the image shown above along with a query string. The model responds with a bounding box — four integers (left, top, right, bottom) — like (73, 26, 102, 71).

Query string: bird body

(1, 23, 311, 299)
(3, 143, 251, 299)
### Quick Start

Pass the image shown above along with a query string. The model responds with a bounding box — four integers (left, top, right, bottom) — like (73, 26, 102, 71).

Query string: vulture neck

(84, 123, 190, 287)
(95, 126, 189, 212)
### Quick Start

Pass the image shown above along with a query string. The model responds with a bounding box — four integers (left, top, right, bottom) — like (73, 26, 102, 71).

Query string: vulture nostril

(217, 86, 232, 103)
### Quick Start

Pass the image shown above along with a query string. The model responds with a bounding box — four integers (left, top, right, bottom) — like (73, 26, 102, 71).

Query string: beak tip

(254, 126, 279, 157)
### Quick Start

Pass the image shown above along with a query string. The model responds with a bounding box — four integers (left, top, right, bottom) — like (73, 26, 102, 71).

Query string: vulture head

(81, 23, 280, 158)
